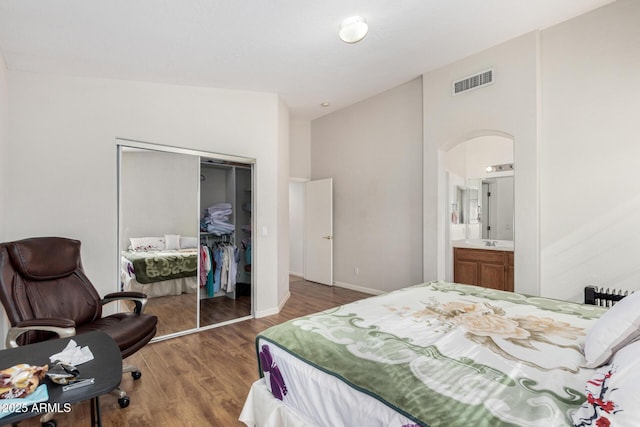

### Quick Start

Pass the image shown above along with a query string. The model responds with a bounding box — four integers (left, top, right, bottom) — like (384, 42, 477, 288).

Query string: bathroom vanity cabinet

(454, 247, 514, 292)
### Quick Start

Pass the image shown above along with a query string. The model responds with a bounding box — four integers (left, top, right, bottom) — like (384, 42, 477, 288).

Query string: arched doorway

(443, 135, 514, 281)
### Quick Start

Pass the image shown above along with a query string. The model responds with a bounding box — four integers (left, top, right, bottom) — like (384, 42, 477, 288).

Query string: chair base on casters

(110, 363, 143, 408)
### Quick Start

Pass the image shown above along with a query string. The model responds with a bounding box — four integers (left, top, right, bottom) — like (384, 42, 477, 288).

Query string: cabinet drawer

(454, 248, 505, 264)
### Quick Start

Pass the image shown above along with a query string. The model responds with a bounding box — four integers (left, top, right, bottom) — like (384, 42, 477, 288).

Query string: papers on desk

(49, 339, 94, 366)
(0, 384, 48, 419)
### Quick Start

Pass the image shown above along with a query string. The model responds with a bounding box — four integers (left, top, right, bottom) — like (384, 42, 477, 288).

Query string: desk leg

(90, 396, 102, 427)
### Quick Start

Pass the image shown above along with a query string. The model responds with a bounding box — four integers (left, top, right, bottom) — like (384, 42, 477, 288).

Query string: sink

(452, 239, 514, 251)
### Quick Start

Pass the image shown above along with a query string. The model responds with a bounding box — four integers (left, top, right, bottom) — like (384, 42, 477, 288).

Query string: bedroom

(1, 0, 639, 425)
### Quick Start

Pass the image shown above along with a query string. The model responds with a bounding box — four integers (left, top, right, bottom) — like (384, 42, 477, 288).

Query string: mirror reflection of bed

(119, 236, 199, 337)
(118, 142, 254, 339)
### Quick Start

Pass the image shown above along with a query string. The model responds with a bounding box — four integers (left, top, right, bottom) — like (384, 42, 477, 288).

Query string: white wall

(120, 149, 199, 252)
(0, 53, 7, 241)
(288, 120, 310, 278)
(289, 119, 311, 180)
(289, 181, 304, 276)
(465, 137, 513, 179)
(540, 0, 640, 301)
(493, 176, 514, 240)
(311, 78, 423, 293)
(0, 51, 8, 341)
(277, 98, 290, 308)
(423, 32, 539, 296)
(4, 71, 286, 322)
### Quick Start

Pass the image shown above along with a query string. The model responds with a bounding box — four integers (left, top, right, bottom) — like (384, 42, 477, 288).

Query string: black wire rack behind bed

(584, 285, 632, 307)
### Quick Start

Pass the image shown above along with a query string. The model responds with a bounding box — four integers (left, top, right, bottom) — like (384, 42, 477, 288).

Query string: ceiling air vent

(452, 69, 493, 95)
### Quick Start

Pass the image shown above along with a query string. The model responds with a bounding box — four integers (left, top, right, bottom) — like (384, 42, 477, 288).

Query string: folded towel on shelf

(202, 202, 235, 235)
(206, 221, 235, 235)
(206, 203, 232, 214)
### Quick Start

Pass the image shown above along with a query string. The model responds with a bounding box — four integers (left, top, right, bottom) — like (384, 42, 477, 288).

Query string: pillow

(129, 237, 165, 252)
(572, 339, 640, 427)
(180, 236, 198, 249)
(164, 234, 180, 250)
(583, 290, 640, 368)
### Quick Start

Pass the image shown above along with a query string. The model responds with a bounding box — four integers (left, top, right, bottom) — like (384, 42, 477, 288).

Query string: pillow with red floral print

(573, 339, 640, 427)
(583, 290, 640, 368)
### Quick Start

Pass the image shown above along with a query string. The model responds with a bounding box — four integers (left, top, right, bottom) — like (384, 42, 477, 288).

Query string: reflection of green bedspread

(258, 281, 606, 427)
(122, 250, 197, 284)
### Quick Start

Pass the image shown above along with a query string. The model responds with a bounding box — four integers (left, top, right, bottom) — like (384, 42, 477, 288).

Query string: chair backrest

(0, 237, 103, 337)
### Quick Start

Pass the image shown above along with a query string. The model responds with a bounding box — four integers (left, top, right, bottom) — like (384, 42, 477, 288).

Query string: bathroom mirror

(481, 176, 514, 240)
(118, 140, 255, 340)
(446, 135, 514, 242)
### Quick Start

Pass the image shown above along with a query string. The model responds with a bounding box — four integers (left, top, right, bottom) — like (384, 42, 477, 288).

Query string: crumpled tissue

(49, 339, 94, 366)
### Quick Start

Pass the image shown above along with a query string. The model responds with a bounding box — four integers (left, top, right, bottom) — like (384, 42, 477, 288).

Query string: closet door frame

(116, 138, 256, 342)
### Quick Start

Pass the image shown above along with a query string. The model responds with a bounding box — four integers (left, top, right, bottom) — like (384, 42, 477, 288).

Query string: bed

(240, 281, 640, 427)
(120, 249, 198, 298)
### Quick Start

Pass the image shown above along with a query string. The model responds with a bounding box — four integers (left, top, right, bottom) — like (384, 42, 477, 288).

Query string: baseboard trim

(254, 307, 279, 318)
(254, 290, 292, 318)
(289, 272, 304, 278)
(278, 291, 291, 311)
(332, 281, 386, 296)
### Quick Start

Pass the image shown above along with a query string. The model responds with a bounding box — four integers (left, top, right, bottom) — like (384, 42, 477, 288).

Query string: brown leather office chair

(0, 236, 158, 409)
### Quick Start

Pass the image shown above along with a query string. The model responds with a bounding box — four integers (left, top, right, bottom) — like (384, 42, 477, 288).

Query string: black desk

(0, 330, 121, 426)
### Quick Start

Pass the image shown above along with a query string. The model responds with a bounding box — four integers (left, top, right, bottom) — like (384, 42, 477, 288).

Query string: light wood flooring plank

(15, 277, 370, 426)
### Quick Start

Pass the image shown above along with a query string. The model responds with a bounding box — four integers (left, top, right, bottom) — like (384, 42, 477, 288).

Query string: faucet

(484, 240, 497, 247)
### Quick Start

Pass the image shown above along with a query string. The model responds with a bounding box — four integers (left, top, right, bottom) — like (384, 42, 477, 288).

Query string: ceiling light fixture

(486, 163, 514, 173)
(321, 102, 331, 107)
(339, 16, 368, 44)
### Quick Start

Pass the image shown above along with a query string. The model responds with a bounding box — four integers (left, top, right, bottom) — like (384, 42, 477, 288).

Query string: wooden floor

(139, 291, 252, 337)
(18, 277, 369, 426)
(199, 293, 251, 326)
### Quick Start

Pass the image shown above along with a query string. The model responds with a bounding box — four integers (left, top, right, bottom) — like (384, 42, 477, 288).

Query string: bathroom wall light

(339, 16, 368, 44)
(486, 163, 514, 173)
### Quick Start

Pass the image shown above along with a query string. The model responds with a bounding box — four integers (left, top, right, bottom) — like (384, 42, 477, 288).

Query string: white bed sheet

(240, 381, 317, 427)
(122, 273, 198, 297)
(239, 338, 417, 427)
(241, 281, 604, 427)
(120, 254, 198, 298)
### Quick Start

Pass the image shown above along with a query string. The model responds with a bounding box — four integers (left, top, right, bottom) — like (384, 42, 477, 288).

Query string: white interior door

(304, 178, 333, 285)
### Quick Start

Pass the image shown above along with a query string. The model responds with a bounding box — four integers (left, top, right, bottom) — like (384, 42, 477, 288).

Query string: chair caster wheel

(42, 420, 57, 427)
(118, 396, 130, 408)
(131, 370, 142, 380)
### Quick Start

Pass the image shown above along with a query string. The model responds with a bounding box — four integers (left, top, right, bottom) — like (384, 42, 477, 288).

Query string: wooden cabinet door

(479, 263, 506, 290)
(454, 259, 479, 285)
(454, 247, 512, 292)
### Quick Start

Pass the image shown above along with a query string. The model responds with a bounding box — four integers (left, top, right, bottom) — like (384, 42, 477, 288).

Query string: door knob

(323, 235, 333, 240)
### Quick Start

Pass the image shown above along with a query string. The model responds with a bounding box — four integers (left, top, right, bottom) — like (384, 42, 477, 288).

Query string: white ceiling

(0, 0, 615, 120)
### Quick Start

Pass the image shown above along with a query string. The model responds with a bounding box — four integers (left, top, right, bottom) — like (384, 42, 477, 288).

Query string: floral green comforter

(122, 250, 197, 284)
(257, 281, 605, 426)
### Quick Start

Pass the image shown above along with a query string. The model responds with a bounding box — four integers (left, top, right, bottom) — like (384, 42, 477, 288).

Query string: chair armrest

(101, 291, 149, 314)
(7, 318, 76, 348)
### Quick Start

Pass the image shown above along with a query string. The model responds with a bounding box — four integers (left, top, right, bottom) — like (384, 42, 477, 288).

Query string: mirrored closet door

(118, 140, 254, 341)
